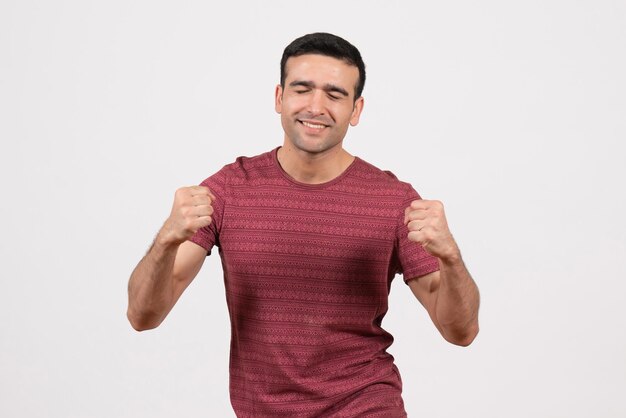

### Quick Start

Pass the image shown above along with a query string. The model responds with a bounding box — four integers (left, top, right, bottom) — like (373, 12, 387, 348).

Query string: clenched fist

(404, 199, 460, 262)
(159, 186, 215, 245)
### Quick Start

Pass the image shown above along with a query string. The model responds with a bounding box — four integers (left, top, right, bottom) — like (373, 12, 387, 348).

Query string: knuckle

(407, 231, 420, 243)
(183, 219, 196, 233)
(175, 187, 189, 199)
(181, 206, 192, 217)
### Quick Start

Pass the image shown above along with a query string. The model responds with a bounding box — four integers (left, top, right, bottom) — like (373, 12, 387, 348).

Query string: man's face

(275, 54, 364, 155)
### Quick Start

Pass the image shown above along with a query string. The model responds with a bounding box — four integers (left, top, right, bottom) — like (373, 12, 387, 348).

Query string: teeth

(302, 121, 326, 129)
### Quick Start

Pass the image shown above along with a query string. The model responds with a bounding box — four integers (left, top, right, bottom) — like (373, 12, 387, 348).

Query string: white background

(1, 1, 625, 417)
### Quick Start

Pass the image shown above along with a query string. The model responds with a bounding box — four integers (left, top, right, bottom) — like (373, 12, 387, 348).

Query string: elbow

(127, 308, 161, 332)
(451, 328, 479, 347)
(443, 323, 479, 347)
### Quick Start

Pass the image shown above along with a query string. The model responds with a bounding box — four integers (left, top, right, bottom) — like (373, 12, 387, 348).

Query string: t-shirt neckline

(271, 147, 360, 189)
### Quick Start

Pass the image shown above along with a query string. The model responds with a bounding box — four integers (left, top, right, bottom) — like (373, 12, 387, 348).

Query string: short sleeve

(395, 185, 440, 283)
(188, 167, 227, 256)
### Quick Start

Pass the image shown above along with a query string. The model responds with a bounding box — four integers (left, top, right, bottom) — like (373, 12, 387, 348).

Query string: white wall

(1, 1, 624, 417)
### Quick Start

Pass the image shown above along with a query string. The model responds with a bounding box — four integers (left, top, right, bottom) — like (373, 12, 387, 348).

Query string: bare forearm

(404, 199, 480, 345)
(435, 254, 480, 346)
(126, 186, 214, 330)
(127, 232, 180, 331)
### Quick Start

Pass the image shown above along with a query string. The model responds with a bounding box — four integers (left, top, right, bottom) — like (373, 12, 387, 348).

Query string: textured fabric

(190, 148, 440, 417)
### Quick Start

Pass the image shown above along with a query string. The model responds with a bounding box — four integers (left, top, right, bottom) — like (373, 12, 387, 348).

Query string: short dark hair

(280, 32, 366, 99)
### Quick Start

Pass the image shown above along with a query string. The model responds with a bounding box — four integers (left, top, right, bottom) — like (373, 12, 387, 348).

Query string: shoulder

(350, 157, 414, 197)
(220, 149, 274, 177)
(203, 149, 275, 185)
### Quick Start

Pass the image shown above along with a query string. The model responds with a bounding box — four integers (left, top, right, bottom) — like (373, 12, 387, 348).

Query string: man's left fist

(404, 199, 460, 261)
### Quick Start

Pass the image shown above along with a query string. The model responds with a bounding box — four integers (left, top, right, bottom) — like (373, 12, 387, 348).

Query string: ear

(275, 84, 283, 114)
(349, 96, 365, 127)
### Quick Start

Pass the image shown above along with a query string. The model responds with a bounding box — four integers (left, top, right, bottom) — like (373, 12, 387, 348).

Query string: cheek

(283, 95, 307, 110)
(335, 106, 355, 123)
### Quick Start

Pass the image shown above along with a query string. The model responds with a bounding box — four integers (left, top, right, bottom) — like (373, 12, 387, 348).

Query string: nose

(306, 89, 326, 115)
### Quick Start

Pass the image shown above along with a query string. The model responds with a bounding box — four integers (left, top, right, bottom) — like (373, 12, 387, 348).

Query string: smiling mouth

(300, 120, 328, 129)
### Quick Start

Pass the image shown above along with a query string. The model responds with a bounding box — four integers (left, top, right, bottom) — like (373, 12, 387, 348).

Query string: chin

(295, 141, 338, 155)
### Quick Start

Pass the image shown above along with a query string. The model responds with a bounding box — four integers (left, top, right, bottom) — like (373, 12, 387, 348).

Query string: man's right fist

(159, 186, 215, 245)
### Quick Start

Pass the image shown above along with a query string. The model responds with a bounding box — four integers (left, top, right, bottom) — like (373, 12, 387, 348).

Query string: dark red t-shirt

(190, 148, 439, 417)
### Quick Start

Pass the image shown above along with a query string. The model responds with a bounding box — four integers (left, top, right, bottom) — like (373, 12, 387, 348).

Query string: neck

(277, 142, 354, 184)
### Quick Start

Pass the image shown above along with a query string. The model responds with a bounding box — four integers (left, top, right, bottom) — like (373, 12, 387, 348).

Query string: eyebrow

(289, 80, 350, 97)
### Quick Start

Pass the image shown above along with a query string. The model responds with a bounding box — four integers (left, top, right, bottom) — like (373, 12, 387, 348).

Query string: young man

(127, 33, 479, 417)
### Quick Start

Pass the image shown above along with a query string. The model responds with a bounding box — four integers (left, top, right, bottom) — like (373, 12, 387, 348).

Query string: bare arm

(127, 240, 207, 331)
(404, 199, 480, 346)
(126, 186, 215, 331)
(407, 259, 479, 346)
